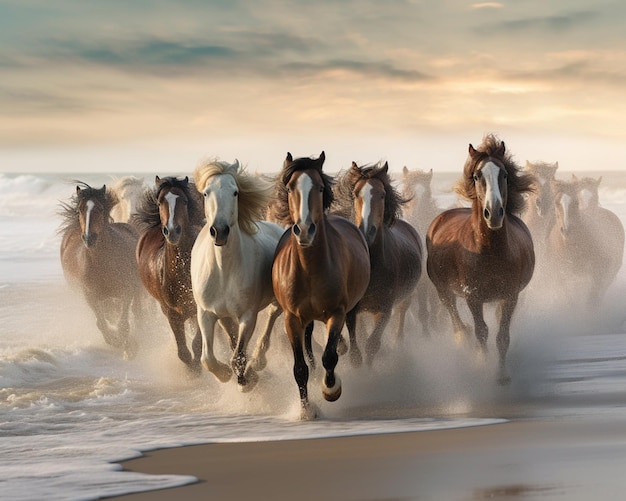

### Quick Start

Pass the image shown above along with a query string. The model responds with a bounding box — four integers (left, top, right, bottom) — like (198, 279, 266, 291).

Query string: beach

(113, 412, 626, 500)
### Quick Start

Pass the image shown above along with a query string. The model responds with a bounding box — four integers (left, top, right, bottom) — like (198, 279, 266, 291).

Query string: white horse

(191, 159, 284, 390)
(110, 176, 147, 223)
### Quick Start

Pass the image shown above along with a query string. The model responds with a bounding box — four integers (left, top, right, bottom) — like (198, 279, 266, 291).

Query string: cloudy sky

(1, 0, 625, 174)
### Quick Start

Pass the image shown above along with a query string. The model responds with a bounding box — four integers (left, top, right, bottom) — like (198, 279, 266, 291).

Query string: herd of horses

(58, 134, 625, 419)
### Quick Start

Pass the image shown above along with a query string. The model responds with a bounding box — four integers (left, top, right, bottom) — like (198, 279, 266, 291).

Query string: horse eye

(203, 192, 208, 198)
(233, 190, 238, 197)
(319, 186, 324, 193)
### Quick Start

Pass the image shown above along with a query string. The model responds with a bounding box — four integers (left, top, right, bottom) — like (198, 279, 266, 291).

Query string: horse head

(76, 184, 109, 248)
(350, 161, 392, 246)
(468, 142, 508, 230)
(156, 176, 190, 245)
(283, 151, 329, 247)
(575, 174, 601, 211)
(552, 179, 581, 237)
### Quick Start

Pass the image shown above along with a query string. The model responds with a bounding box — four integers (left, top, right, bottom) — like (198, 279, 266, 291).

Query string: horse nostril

(307, 223, 316, 238)
(499, 207, 504, 217)
(293, 224, 301, 236)
(484, 208, 490, 219)
(162, 226, 169, 236)
(210, 226, 217, 238)
(175, 225, 182, 235)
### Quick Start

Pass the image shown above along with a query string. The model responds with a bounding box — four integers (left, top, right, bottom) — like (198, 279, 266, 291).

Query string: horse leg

(496, 297, 517, 385)
(345, 308, 362, 368)
(304, 321, 315, 370)
(437, 289, 469, 343)
(85, 292, 120, 348)
(466, 297, 488, 353)
(285, 313, 317, 420)
(117, 297, 138, 360)
(198, 309, 232, 382)
(365, 310, 391, 366)
(415, 282, 430, 337)
(394, 296, 412, 340)
(232, 311, 259, 391)
(250, 302, 282, 371)
(218, 317, 239, 350)
(321, 312, 345, 403)
(166, 310, 200, 375)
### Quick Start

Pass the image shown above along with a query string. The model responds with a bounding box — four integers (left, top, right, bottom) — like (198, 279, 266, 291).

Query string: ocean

(1, 170, 626, 500)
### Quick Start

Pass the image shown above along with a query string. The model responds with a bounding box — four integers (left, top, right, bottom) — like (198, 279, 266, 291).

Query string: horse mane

(193, 158, 272, 235)
(455, 134, 534, 215)
(335, 162, 407, 226)
(58, 181, 117, 234)
(274, 152, 334, 226)
(133, 176, 204, 232)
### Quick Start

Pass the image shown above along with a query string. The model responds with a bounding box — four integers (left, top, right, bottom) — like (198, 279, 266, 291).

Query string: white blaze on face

(360, 183, 373, 235)
(297, 173, 314, 225)
(84, 200, 95, 238)
(164, 191, 179, 232)
(560, 192, 572, 230)
(482, 161, 502, 210)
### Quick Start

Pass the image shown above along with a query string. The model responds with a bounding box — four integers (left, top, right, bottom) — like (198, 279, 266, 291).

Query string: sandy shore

(110, 411, 626, 501)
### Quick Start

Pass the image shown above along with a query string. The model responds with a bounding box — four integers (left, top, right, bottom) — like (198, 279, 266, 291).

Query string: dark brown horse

(272, 152, 370, 419)
(426, 135, 535, 384)
(334, 161, 422, 366)
(134, 176, 205, 374)
(59, 182, 143, 357)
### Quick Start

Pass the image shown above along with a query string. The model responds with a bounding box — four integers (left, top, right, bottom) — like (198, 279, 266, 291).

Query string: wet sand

(111, 410, 626, 500)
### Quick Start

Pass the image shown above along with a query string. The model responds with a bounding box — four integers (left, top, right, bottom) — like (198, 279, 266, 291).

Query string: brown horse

(549, 176, 624, 310)
(134, 176, 205, 374)
(272, 152, 370, 419)
(426, 135, 535, 384)
(334, 161, 422, 366)
(59, 182, 143, 357)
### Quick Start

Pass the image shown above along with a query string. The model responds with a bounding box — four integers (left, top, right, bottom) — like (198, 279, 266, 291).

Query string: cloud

(471, 2, 504, 9)
(478, 10, 600, 34)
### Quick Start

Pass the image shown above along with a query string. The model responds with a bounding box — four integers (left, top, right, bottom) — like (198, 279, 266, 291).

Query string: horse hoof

(203, 360, 232, 383)
(300, 403, 320, 421)
(238, 369, 259, 393)
(322, 374, 342, 402)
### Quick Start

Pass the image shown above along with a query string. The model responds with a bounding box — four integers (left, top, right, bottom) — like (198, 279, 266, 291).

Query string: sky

(1, 0, 625, 174)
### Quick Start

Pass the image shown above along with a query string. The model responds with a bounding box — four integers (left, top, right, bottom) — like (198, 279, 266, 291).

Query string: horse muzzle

(210, 223, 230, 246)
(162, 224, 182, 245)
(292, 221, 316, 247)
(81, 233, 97, 248)
(483, 205, 505, 230)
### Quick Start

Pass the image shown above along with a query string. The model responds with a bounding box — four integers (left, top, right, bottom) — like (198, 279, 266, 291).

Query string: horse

(190, 159, 284, 390)
(110, 176, 147, 223)
(333, 161, 422, 366)
(59, 182, 143, 358)
(271, 152, 371, 419)
(400, 166, 444, 335)
(522, 161, 558, 262)
(549, 176, 624, 310)
(426, 135, 535, 384)
(134, 175, 206, 374)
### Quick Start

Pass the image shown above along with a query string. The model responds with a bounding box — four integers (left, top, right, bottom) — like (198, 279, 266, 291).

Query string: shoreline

(109, 411, 626, 500)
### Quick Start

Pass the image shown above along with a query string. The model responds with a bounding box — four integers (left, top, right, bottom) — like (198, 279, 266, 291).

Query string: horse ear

(402, 166, 408, 175)
(428, 168, 433, 177)
(284, 152, 293, 168)
(101, 185, 107, 193)
(76, 185, 81, 194)
(319, 151, 326, 165)
(596, 176, 602, 186)
(468, 144, 479, 158)
(155, 175, 162, 186)
(381, 162, 389, 174)
(183, 176, 189, 186)
(497, 141, 506, 157)
(351, 161, 359, 170)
